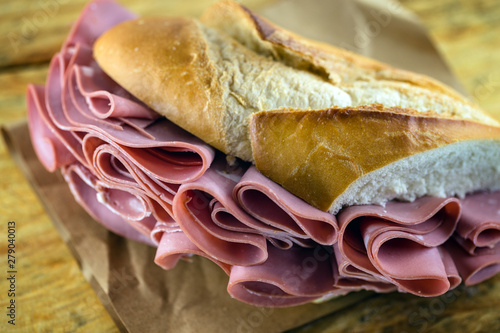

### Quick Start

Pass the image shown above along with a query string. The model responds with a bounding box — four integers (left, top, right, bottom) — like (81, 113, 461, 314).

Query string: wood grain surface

(1, 0, 499, 332)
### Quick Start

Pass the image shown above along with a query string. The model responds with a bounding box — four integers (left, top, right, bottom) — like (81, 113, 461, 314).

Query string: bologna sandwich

(27, 0, 500, 307)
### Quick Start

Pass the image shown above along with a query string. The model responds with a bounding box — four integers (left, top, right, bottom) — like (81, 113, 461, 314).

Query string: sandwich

(26, 0, 500, 307)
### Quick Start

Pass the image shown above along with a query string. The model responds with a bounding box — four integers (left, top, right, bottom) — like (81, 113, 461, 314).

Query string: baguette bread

(93, 0, 500, 213)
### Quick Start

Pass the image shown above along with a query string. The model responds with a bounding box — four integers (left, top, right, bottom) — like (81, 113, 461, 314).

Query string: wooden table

(1, 0, 499, 332)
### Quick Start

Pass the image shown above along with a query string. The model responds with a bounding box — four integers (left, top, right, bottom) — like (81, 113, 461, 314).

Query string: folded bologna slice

(94, 0, 500, 214)
(337, 196, 462, 296)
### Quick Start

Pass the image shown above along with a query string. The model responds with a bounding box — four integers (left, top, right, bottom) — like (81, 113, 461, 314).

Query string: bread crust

(249, 104, 500, 211)
(94, 17, 229, 153)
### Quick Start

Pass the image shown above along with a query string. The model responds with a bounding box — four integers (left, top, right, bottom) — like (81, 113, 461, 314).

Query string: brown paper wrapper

(1, 0, 476, 331)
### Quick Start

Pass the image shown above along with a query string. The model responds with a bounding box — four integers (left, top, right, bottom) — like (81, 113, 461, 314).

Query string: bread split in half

(94, 0, 500, 213)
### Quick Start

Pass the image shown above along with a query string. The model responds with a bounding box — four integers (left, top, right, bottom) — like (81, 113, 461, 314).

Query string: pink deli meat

(337, 197, 462, 296)
(26, 0, 500, 307)
(454, 191, 500, 254)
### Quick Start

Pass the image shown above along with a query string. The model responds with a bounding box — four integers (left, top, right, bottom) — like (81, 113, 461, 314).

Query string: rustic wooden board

(1, 0, 500, 332)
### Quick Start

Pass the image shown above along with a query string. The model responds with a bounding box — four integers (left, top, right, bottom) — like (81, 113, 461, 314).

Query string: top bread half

(93, 0, 500, 213)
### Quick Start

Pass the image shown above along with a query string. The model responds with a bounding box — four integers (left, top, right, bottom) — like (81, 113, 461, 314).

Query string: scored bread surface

(94, 0, 500, 213)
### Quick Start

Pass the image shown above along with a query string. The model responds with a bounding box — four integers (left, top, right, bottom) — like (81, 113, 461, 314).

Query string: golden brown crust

(93, 17, 228, 153)
(249, 104, 500, 211)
